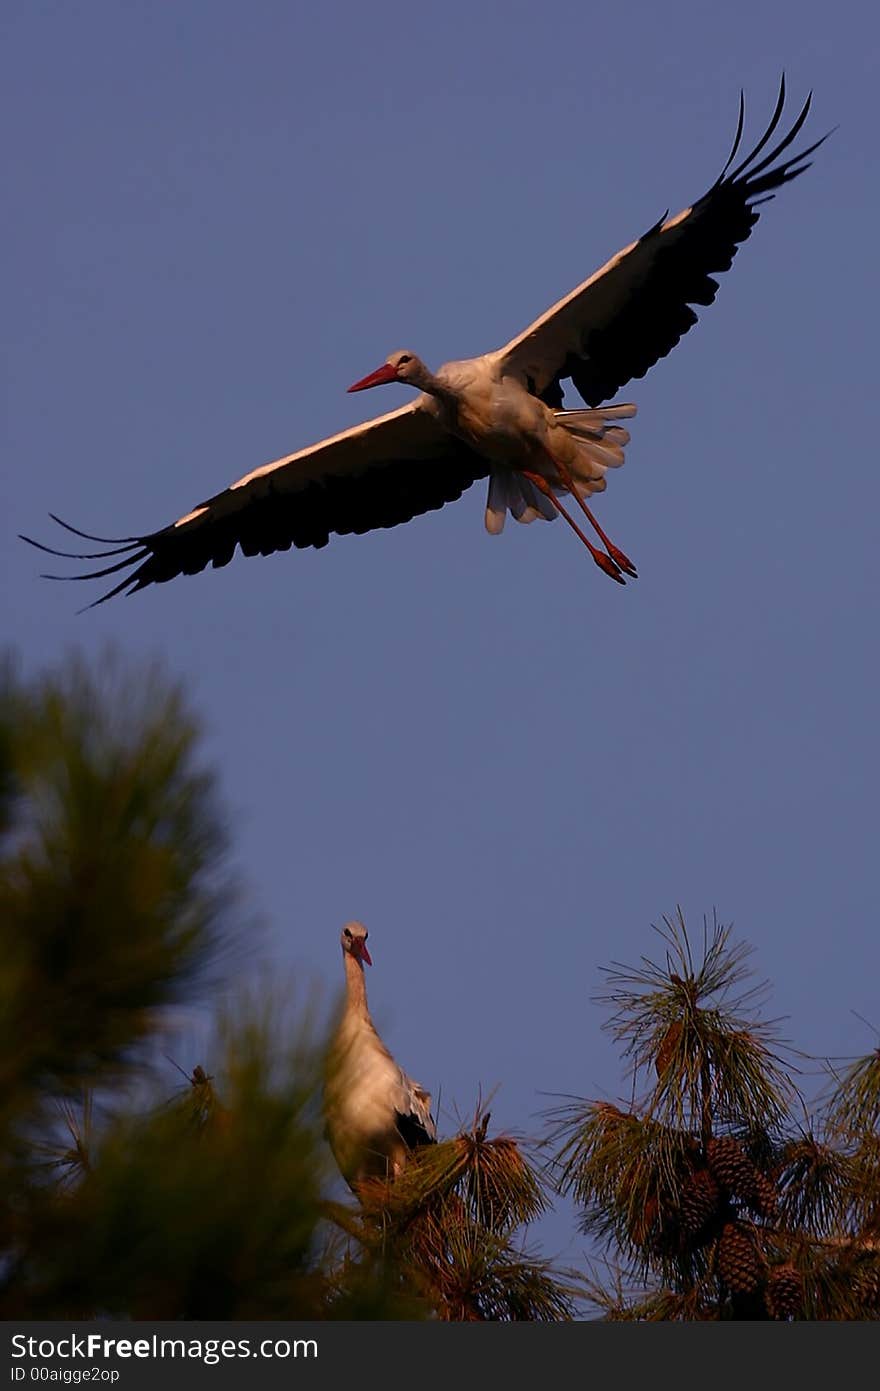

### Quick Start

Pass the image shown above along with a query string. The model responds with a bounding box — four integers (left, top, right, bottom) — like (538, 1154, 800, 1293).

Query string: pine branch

(597, 911, 796, 1133)
(826, 1048, 880, 1139)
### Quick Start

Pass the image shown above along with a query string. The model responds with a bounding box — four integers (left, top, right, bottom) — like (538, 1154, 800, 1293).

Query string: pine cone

(707, 1136, 770, 1214)
(717, 1221, 764, 1294)
(746, 1170, 778, 1220)
(764, 1263, 803, 1319)
(679, 1166, 720, 1235)
(655, 1020, 683, 1077)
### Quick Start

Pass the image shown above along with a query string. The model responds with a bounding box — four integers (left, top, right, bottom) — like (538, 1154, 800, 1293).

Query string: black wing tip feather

(718, 88, 747, 181)
(18, 532, 143, 562)
(21, 514, 153, 609)
(46, 512, 143, 544)
(76, 576, 145, 613)
(719, 76, 831, 204)
(726, 74, 791, 182)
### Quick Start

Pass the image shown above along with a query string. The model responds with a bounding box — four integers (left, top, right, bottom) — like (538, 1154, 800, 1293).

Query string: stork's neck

(425, 356, 485, 405)
(343, 951, 370, 1020)
(410, 360, 446, 398)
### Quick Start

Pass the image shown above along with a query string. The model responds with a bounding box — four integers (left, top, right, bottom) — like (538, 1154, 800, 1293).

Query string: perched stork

(323, 921, 436, 1190)
(22, 79, 826, 604)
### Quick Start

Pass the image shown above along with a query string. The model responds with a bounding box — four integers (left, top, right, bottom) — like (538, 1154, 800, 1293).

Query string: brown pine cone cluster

(627, 1134, 780, 1271)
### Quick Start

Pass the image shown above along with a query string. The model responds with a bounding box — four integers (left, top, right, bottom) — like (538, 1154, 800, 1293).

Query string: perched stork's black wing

(497, 78, 829, 407)
(20, 402, 487, 607)
(395, 1104, 437, 1153)
(393, 1070, 437, 1151)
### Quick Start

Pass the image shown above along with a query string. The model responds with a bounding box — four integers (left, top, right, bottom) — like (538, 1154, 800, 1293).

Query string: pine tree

(547, 910, 880, 1319)
(0, 651, 337, 1317)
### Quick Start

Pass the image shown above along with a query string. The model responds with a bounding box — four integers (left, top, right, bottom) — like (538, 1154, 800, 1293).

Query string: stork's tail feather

(485, 473, 557, 533)
(483, 403, 636, 533)
(556, 403, 635, 499)
(555, 402, 637, 427)
(555, 405, 634, 461)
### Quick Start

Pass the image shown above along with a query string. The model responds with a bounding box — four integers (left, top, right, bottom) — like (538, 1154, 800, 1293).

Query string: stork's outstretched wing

(497, 78, 829, 408)
(20, 401, 487, 607)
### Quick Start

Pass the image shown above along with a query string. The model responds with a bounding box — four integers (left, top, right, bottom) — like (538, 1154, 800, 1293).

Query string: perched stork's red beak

(347, 363, 399, 392)
(353, 939, 372, 967)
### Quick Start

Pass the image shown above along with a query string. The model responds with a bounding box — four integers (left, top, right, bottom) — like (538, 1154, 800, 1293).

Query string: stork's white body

(407, 352, 635, 535)
(421, 353, 622, 471)
(420, 356, 552, 463)
(324, 925, 435, 1189)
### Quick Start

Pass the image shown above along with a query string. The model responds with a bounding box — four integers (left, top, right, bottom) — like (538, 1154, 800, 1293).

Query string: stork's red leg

(541, 450, 638, 579)
(519, 470, 625, 584)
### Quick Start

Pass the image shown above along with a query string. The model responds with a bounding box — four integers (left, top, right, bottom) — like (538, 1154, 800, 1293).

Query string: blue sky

(3, 1, 878, 1267)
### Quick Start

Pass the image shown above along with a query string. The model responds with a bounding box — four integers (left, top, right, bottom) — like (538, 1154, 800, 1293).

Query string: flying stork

(22, 79, 827, 605)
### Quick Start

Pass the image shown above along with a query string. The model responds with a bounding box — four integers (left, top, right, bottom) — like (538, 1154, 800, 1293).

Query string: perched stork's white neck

(342, 945, 370, 1022)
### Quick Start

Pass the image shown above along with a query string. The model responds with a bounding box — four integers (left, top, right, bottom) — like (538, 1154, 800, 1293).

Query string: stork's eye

(343, 927, 352, 938)
(397, 355, 411, 366)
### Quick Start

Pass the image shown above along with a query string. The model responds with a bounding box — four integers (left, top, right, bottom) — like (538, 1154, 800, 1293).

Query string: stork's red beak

(355, 940, 372, 967)
(347, 363, 399, 392)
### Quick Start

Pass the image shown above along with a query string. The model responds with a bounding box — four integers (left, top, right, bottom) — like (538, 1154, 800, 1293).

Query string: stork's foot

(520, 466, 630, 583)
(539, 448, 638, 580)
(605, 543, 638, 579)
(593, 550, 626, 584)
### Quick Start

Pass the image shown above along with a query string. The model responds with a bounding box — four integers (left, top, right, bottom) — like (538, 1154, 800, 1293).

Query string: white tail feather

(555, 406, 636, 468)
(519, 476, 556, 523)
(555, 404, 637, 422)
(483, 403, 635, 532)
(485, 473, 509, 534)
(484, 471, 557, 532)
(572, 476, 607, 499)
(603, 425, 631, 447)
